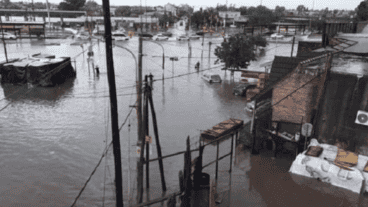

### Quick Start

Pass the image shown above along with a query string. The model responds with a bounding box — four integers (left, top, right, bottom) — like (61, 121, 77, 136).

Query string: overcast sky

(35, 0, 362, 11)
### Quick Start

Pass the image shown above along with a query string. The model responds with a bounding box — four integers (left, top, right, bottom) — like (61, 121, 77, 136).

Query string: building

(219, 11, 241, 26)
(164, 3, 177, 16)
(248, 33, 368, 157)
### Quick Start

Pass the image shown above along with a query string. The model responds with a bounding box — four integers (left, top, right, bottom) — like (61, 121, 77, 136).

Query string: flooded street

(0, 36, 300, 206)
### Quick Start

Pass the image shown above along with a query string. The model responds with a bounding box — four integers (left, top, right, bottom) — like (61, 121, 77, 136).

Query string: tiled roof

(251, 56, 308, 101)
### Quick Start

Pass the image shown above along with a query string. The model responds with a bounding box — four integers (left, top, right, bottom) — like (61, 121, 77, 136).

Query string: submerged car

(233, 83, 257, 96)
(112, 32, 129, 41)
(201, 72, 222, 83)
(154, 34, 169, 41)
(189, 34, 201, 40)
(161, 32, 173, 37)
(138, 33, 153, 40)
(176, 35, 189, 41)
(270, 33, 284, 39)
(1, 32, 17, 40)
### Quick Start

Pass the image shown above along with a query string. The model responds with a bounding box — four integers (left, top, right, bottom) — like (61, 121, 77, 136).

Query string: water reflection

(1, 77, 75, 104)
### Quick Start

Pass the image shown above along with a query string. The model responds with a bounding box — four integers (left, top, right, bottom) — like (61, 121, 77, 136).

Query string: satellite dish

(301, 123, 313, 137)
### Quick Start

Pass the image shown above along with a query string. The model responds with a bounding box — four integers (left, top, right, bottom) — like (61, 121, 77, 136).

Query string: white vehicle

(176, 35, 189, 41)
(112, 32, 129, 41)
(1, 32, 17, 40)
(270, 33, 284, 39)
(201, 72, 222, 83)
(154, 34, 169, 41)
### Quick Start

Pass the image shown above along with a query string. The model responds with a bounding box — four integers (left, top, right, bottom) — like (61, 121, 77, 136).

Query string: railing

(133, 125, 244, 207)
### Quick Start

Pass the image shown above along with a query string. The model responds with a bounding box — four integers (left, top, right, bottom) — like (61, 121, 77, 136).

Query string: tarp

(290, 139, 368, 194)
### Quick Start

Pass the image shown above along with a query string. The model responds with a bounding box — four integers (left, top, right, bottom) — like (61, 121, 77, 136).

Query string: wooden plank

(241, 73, 260, 78)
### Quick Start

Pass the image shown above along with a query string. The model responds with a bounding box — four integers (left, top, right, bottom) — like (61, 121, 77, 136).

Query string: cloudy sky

(35, 0, 363, 11)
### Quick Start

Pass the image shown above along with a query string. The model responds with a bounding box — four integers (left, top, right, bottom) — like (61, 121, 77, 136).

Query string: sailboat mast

(101, 0, 123, 206)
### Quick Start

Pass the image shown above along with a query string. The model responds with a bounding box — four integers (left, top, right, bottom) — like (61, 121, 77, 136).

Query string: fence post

(181, 136, 192, 207)
(215, 140, 219, 185)
(229, 134, 234, 173)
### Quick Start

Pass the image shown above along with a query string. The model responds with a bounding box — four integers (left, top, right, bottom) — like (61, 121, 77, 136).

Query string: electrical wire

(70, 103, 137, 207)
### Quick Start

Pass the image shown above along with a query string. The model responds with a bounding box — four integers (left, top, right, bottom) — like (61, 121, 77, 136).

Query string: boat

(0, 53, 76, 87)
(201, 72, 222, 83)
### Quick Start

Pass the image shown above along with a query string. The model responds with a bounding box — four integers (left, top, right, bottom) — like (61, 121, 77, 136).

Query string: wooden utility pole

(148, 74, 167, 192)
(0, 16, 8, 63)
(291, 36, 295, 57)
(144, 75, 150, 189)
(101, 0, 123, 206)
(137, 35, 144, 203)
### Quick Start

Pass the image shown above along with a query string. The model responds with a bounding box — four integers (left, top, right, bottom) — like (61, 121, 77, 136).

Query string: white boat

(201, 72, 222, 83)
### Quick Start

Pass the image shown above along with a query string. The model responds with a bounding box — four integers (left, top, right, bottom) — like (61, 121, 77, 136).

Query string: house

(164, 3, 177, 16)
(248, 35, 368, 157)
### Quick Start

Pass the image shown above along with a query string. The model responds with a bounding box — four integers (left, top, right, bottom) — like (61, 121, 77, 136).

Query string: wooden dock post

(147, 80, 167, 192)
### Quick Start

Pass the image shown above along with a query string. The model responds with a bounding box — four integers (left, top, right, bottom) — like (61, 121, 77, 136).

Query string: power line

(70, 104, 136, 207)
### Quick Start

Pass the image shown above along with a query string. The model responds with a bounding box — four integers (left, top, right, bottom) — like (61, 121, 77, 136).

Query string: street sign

(170, 57, 178, 61)
(301, 123, 313, 137)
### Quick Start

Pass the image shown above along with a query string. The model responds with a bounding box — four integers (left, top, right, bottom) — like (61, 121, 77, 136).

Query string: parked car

(233, 83, 257, 96)
(138, 33, 153, 40)
(1, 32, 17, 40)
(154, 34, 169, 41)
(161, 32, 173, 37)
(112, 32, 129, 41)
(201, 72, 222, 83)
(176, 35, 189, 41)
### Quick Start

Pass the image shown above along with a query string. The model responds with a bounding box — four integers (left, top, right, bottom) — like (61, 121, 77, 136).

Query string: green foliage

(159, 13, 174, 28)
(83, 0, 101, 16)
(247, 6, 275, 26)
(115, 6, 131, 17)
(356, 0, 368, 21)
(214, 34, 268, 70)
(296, 5, 306, 15)
(274, 6, 285, 20)
(58, 0, 86, 11)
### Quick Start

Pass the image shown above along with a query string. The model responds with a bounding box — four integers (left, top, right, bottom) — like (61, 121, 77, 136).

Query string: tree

(296, 5, 306, 15)
(216, 3, 227, 12)
(34, 2, 47, 9)
(274, 6, 285, 20)
(58, 0, 86, 11)
(356, 0, 368, 21)
(247, 5, 275, 26)
(83, 0, 101, 16)
(239, 6, 247, 15)
(115, 6, 131, 16)
(214, 34, 268, 69)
